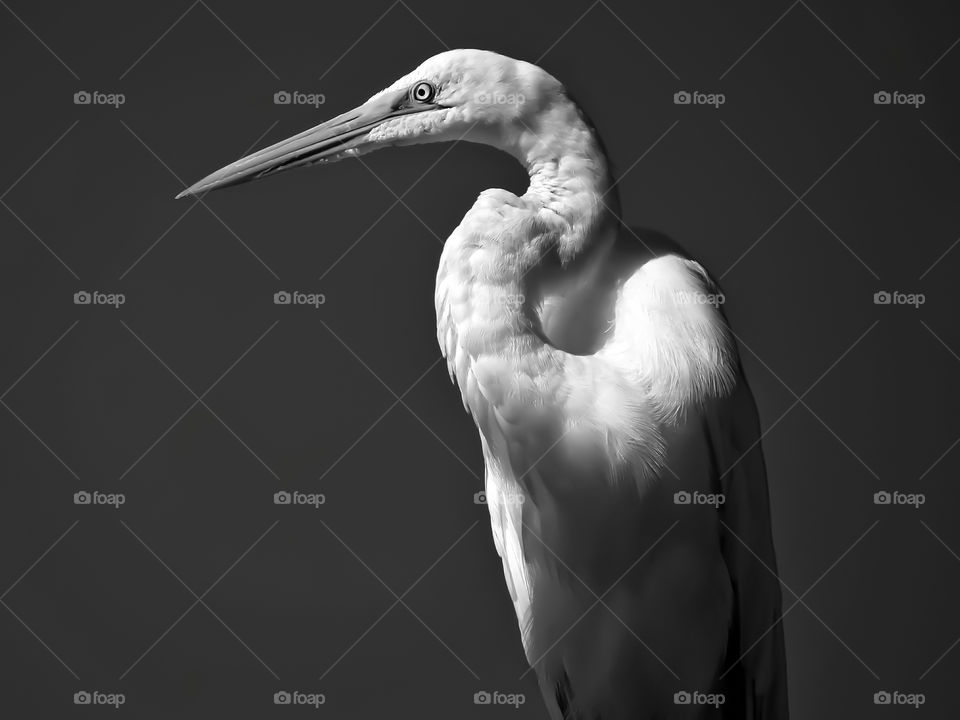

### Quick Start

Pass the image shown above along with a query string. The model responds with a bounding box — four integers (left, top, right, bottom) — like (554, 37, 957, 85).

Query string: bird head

(177, 49, 570, 198)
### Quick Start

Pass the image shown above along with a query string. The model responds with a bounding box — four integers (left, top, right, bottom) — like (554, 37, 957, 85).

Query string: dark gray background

(2, 0, 959, 717)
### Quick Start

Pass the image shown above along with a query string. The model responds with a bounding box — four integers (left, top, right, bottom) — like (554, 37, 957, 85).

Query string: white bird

(179, 49, 789, 719)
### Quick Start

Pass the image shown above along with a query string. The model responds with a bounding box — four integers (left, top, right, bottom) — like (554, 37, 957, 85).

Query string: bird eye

(411, 81, 436, 103)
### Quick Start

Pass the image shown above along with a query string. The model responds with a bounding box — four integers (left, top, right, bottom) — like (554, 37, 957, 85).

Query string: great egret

(179, 49, 788, 720)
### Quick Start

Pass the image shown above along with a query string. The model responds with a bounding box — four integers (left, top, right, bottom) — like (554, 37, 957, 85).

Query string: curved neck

(436, 97, 623, 372)
(509, 96, 620, 260)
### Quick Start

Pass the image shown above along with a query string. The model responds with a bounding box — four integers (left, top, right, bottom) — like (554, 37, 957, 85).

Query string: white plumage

(180, 48, 789, 720)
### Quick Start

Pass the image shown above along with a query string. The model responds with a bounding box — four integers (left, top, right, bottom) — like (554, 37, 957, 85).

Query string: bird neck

(511, 96, 620, 262)
(435, 99, 624, 372)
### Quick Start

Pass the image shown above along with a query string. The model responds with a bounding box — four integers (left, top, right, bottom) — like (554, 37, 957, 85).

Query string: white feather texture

(180, 47, 788, 718)
(407, 49, 783, 718)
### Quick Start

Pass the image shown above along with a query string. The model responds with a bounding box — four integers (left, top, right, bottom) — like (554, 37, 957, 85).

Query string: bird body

(180, 49, 789, 719)
(434, 185, 744, 719)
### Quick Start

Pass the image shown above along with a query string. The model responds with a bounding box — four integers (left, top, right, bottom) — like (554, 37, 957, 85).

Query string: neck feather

(511, 96, 620, 260)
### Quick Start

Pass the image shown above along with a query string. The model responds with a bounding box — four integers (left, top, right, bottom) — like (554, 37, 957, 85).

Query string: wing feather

(708, 373, 790, 718)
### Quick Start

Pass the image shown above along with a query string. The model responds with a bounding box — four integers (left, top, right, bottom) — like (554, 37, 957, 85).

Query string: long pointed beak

(176, 87, 437, 198)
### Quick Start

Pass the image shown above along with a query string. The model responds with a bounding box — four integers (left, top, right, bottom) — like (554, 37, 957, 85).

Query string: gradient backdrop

(1, 0, 959, 717)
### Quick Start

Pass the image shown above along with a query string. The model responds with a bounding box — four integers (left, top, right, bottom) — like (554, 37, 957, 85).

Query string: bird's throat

(436, 93, 622, 369)
(515, 96, 619, 261)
